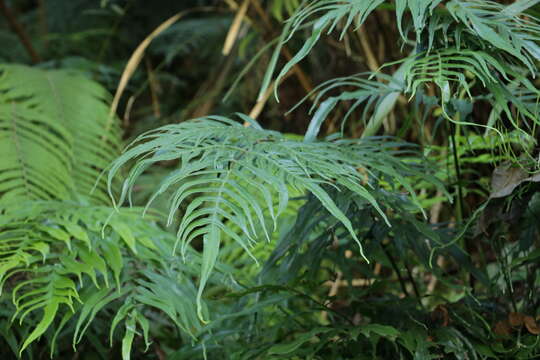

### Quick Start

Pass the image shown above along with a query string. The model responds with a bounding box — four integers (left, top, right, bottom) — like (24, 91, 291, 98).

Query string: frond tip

(108, 115, 440, 320)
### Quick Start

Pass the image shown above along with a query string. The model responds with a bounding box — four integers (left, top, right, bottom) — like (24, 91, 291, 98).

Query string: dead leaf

(508, 312, 524, 327)
(524, 316, 540, 335)
(490, 163, 540, 199)
(431, 305, 449, 327)
(493, 320, 511, 336)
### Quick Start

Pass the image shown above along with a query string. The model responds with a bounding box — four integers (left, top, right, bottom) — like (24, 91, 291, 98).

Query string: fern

(276, 0, 540, 150)
(0, 65, 206, 357)
(446, 0, 540, 71)
(0, 65, 122, 205)
(0, 202, 207, 357)
(108, 114, 444, 321)
(2, 0, 540, 357)
(266, 0, 441, 94)
(267, 0, 540, 109)
(271, 0, 540, 79)
(290, 71, 403, 135)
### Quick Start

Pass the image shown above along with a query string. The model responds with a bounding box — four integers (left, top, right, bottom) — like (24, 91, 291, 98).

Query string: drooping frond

(0, 65, 122, 205)
(265, 0, 540, 98)
(265, 0, 441, 95)
(290, 71, 404, 136)
(446, 0, 540, 72)
(401, 49, 539, 104)
(108, 115, 444, 319)
(292, 49, 539, 143)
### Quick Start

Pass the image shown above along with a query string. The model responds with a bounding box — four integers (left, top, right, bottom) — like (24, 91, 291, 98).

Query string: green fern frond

(401, 49, 540, 138)
(0, 202, 205, 357)
(401, 49, 540, 102)
(446, 0, 540, 72)
(265, 0, 540, 99)
(108, 114, 444, 321)
(0, 65, 122, 205)
(265, 0, 441, 97)
(0, 95, 74, 202)
(295, 48, 539, 143)
(291, 72, 403, 136)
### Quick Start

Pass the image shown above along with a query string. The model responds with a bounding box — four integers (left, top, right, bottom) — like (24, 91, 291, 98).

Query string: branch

(0, 0, 41, 63)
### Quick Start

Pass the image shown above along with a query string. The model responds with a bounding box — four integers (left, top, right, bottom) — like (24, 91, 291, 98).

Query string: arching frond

(290, 71, 403, 137)
(294, 48, 540, 142)
(0, 65, 122, 205)
(108, 115, 444, 320)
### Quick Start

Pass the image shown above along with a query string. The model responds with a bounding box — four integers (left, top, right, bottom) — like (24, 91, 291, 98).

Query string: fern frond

(267, 0, 441, 95)
(265, 0, 540, 98)
(0, 65, 122, 205)
(401, 49, 540, 102)
(108, 115, 444, 320)
(298, 48, 540, 140)
(291, 72, 403, 136)
(0, 98, 74, 202)
(446, 0, 540, 72)
(0, 202, 205, 357)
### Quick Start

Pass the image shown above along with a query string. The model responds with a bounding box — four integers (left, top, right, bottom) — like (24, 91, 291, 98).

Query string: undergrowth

(0, 0, 539, 359)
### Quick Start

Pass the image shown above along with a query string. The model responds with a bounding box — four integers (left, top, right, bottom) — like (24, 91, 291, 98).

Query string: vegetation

(1, 0, 539, 358)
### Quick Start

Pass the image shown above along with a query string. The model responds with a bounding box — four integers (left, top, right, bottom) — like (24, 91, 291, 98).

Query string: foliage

(0, 0, 539, 359)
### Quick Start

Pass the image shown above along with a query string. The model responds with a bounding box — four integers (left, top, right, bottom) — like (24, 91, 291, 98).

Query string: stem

(494, 236, 518, 312)
(0, 0, 41, 63)
(449, 122, 464, 223)
(404, 262, 424, 309)
(382, 244, 410, 298)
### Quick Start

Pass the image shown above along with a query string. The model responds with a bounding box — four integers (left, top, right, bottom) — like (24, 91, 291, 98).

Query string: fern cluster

(108, 114, 444, 321)
(1, 0, 540, 358)
(0, 65, 204, 357)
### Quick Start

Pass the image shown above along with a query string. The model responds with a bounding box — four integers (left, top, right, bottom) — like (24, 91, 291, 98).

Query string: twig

(357, 26, 379, 72)
(404, 262, 425, 308)
(250, 0, 314, 94)
(191, 40, 239, 118)
(382, 243, 410, 298)
(223, 0, 250, 55)
(247, 71, 294, 121)
(0, 0, 41, 63)
(321, 271, 343, 322)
